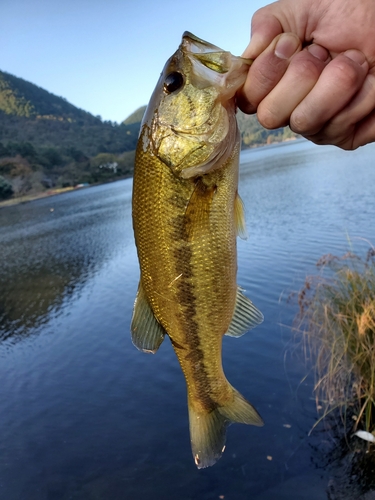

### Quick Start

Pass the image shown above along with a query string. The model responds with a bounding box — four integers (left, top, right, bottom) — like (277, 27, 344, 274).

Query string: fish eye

(163, 72, 184, 94)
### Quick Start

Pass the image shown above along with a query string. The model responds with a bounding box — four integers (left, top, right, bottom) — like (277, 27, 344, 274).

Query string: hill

(0, 70, 97, 120)
(0, 70, 139, 199)
(122, 106, 146, 125)
(0, 70, 140, 154)
(236, 110, 297, 147)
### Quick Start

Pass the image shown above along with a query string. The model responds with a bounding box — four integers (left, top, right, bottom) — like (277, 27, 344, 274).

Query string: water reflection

(0, 179, 133, 343)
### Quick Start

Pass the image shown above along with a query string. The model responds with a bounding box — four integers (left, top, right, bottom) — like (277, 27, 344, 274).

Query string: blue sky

(1, 0, 269, 123)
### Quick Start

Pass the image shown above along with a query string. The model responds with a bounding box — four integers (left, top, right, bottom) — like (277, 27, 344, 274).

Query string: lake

(1, 139, 375, 499)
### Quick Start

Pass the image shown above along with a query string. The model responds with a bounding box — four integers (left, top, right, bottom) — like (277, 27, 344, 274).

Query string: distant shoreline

(0, 138, 303, 210)
(0, 175, 138, 209)
(0, 186, 85, 209)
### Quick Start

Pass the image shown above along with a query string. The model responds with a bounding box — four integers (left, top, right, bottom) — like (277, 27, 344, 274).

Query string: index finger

(242, 3, 285, 59)
(237, 32, 302, 114)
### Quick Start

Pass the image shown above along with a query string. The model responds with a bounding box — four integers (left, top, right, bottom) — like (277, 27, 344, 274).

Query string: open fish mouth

(182, 31, 253, 99)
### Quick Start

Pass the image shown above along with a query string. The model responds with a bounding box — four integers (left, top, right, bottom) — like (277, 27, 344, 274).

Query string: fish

(131, 31, 264, 469)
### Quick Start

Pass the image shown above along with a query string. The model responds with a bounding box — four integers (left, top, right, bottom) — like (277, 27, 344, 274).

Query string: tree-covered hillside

(237, 110, 298, 147)
(0, 70, 139, 199)
(123, 106, 146, 125)
(0, 70, 97, 120)
(0, 70, 141, 155)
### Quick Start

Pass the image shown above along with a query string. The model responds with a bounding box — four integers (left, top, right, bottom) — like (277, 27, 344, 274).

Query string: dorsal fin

(131, 281, 166, 353)
(225, 287, 263, 337)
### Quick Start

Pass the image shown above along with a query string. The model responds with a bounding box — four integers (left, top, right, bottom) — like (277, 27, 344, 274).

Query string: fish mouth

(182, 32, 252, 87)
(182, 31, 226, 55)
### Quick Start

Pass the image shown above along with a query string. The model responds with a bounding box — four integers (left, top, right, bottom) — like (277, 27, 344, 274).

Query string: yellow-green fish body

(131, 32, 263, 468)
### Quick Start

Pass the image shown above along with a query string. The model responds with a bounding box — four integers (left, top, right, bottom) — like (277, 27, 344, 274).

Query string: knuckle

(330, 60, 361, 92)
(304, 127, 355, 150)
(252, 4, 271, 21)
(290, 108, 315, 135)
(257, 104, 286, 129)
(289, 55, 322, 82)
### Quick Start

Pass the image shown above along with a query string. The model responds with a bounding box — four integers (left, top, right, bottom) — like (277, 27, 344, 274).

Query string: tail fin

(188, 387, 263, 469)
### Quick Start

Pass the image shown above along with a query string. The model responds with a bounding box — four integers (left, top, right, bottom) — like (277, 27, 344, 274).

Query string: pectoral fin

(185, 178, 215, 240)
(234, 193, 247, 240)
(225, 287, 263, 337)
(131, 281, 166, 353)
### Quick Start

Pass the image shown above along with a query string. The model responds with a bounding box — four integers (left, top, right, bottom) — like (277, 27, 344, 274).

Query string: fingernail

(274, 33, 300, 60)
(344, 49, 367, 66)
(307, 44, 330, 62)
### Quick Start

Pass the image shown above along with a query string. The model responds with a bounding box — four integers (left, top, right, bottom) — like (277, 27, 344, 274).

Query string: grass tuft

(297, 249, 375, 433)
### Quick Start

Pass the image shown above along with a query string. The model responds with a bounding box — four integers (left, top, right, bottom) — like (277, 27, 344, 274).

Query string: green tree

(117, 151, 135, 175)
(41, 148, 63, 168)
(90, 152, 116, 169)
(0, 175, 13, 200)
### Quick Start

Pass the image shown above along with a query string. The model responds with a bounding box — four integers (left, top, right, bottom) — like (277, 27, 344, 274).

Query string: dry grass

(297, 249, 375, 433)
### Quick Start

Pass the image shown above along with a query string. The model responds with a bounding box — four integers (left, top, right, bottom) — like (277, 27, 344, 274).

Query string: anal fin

(225, 287, 263, 337)
(131, 281, 166, 353)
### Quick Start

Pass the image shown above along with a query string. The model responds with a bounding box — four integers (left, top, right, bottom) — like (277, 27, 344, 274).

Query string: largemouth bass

(131, 32, 263, 469)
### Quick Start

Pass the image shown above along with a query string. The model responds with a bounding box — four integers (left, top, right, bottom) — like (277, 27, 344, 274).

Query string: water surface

(1, 139, 375, 499)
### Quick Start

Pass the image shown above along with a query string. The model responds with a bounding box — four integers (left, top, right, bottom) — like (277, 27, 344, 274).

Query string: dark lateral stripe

(172, 212, 217, 411)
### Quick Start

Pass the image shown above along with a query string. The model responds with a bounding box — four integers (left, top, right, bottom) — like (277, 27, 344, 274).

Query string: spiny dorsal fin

(131, 281, 166, 353)
(234, 193, 248, 240)
(225, 287, 263, 337)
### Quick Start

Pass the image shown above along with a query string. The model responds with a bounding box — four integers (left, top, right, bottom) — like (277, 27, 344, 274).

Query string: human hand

(237, 0, 375, 149)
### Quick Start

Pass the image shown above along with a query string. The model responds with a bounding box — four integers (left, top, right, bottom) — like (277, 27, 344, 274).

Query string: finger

(256, 44, 330, 129)
(242, 3, 284, 59)
(290, 50, 369, 136)
(306, 73, 375, 149)
(353, 109, 375, 149)
(237, 32, 302, 114)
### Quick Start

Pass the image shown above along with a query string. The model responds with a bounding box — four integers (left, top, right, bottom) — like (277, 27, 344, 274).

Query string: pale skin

(236, 0, 375, 150)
